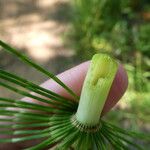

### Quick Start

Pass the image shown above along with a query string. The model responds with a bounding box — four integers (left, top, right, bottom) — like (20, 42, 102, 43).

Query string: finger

(40, 61, 128, 115)
(102, 64, 128, 115)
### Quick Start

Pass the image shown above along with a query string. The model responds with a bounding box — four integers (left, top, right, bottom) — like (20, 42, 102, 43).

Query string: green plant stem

(0, 40, 79, 100)
(0, 69, 75, 106)
(76, 54, 118, 126)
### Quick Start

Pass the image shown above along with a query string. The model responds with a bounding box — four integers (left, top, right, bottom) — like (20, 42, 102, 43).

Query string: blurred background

(0, 0, 150, 148)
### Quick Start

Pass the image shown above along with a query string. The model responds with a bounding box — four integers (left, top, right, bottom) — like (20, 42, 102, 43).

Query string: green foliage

(0, 40, 149, 149)
(71, 0, 150, 57)
(71, 0, 122, 59)
(137, 23, 150, 55)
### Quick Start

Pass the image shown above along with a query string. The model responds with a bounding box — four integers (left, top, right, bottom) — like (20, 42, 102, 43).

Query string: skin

(0, 61, 128, 149)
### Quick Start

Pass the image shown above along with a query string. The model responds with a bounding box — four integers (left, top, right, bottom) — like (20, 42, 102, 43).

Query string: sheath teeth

(71, 115, 101, 133)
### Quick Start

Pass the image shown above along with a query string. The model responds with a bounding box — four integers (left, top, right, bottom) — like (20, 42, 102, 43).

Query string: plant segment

(0, 40, 149, 150)
(76, 54, 118, 126)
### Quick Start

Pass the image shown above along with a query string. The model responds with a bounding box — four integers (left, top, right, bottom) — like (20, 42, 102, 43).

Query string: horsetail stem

(76, 54, 118, 126)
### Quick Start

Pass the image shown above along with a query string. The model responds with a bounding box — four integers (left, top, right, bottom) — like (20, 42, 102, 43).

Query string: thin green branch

(102, 121, 147, 150)
(56, 129, 79, 149)
(0, 76, 72, 110)
(26, 124, 72, 150)
(0, 81, 72, 111)
(93, 132, 105, 150)
(101, 128, 121, 149)
(0, 40, 79, 100)
(26, 123, 74, 150)
(0, 122, 50, 129)
(104, 121, 150, 140)
(0, 127, 50, 136)
(0, 132, 50, 143)
(0, 113, 71, 127)
(0, 70, 76, 108)
(107, 128, 144, 150)
(0, 97, 59, 113)
(98, 132, 107, 150)
(102, 126, 128, 150)
(0, 109, 50, 122)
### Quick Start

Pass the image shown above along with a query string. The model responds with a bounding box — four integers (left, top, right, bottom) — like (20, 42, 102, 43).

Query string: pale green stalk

(76, 54, 118, 125)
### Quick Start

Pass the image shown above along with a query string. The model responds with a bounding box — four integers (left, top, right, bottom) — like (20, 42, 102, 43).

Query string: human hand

(0, 61, 128, 149)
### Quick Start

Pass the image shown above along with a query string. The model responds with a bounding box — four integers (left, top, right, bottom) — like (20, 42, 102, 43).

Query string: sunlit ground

(0, 0, 77, 99)
(0, 0, 74, 63)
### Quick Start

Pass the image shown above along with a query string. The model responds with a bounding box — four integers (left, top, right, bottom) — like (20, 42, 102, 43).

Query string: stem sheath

(76, 54, 118, 126)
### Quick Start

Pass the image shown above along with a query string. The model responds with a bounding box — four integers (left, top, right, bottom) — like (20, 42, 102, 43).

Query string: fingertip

(102, 64, 128, 115)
